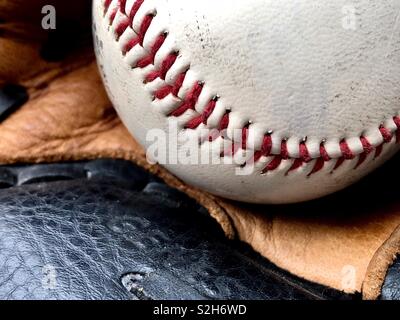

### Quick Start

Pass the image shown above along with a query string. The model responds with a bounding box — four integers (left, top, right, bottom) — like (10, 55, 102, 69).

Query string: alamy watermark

(342, 4, 357, 30)
(41, 5, 56, 30)
(341, 265, 357, 293)
(146, 119, 258, 176)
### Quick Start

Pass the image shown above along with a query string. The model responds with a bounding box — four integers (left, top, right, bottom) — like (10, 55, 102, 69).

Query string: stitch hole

(239, 161, 248, 169)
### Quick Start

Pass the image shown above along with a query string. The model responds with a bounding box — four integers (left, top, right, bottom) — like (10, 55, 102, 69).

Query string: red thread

(308, 158, 325, 176)
(123, 37, 140, 55)
(219, 113, 230, 131)
(380, 126, 393, 143)
(169, 82, 203, 117)
(115, 19, 130, 39)
(129, 0, 145, 22)
(221, 142, 239, 158)
(186, 99, 218, 130)
(138, 15, 153, 45)
(287, 142, 311, 175)
(155, 86, 174, 100)
(308, 144, 330, 176)
(262, 157, 282, 174)
(185, 116, 203, 130)
(288, 159, 304, 174)
(202, 100, 217, 124)
(104, 0, 113, 12)
(242, 127, 249, 150)
(355, 136, 374, 168)
(340, 140, 355, 160)
(355, 153, 367, 169)
(281, 141, 289, 160)
(146, 53, 178, 82)
(155, 72, 186, 100)
(333, 157, 346, 171)
(137, 34, 166, 68)
(253, 151, 263, 163)
(253, 134, 272, 162)
(119, 0, 127, 14)
(299, 143, 311, 163)
(261, 135, 273, 157)
(320, 144, 331, 162)
(109, 8, 118, 24)
(360, 136, 374, 155)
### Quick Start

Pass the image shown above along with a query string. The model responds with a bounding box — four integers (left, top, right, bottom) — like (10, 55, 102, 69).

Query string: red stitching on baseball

(380, 125, 393, 143)
(355, 136, 374, 168)
(146, 53, 178, 83)
(299, 142, 312, 163)
(137, 34, 166, 68)
(103, 0, 400, 176)
(262, 157, 282, 174)
(242, 126, 249, 150)
(218, 113, 230, 131)
(186, 98, 220, 129)
(104, 0, 113, 12)
(288, 159, 305, 173)
(280, 141, 289, 160)
(287, 142, 311, 174)
(169, 81, 203, 117)
(129, 0, 145, 21)
(308, 158, 324, 177)
(155, 72, 186, 100)
(340, 140, 355, 160)
(253, 134, 272, 162)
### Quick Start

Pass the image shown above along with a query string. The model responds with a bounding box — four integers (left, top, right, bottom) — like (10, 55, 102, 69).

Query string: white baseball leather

(93, 0, 400, 204)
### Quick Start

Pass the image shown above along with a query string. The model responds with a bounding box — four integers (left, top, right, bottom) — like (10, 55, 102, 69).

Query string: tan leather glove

(1, 0, 399, 299)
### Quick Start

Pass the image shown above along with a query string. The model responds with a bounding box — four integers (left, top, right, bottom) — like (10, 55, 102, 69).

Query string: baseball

(93, 0, 400, 204)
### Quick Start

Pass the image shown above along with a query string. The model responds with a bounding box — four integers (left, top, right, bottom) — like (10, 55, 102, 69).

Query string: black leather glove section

(0, 160, 351, 300)
(0, 159, 393, 300)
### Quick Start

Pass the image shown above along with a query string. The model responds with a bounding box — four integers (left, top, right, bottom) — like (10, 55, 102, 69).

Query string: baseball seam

(102, 0, 400, 176)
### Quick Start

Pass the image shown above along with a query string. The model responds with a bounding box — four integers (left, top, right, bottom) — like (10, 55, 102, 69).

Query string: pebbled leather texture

(381, 258, 400, 300)
(0, 159, 359, 300)
(94, 0, 400, 204)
